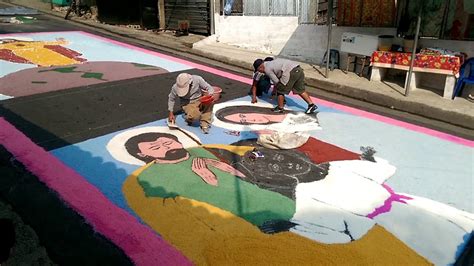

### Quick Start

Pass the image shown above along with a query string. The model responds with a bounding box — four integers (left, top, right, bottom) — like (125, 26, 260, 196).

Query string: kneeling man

(168, 73, 215, 134)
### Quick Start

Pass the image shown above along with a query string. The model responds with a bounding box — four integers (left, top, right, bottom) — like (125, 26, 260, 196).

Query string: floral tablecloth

(371, 51, 461, 77)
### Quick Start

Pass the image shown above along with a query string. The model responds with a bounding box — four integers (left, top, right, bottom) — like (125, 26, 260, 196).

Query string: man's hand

(168, 112, 175, 124)
(250, 83, 258, 104)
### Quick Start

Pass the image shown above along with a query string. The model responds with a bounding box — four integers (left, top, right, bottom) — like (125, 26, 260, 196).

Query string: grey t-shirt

(168, 75, 214, 111)
(263, 58, 299, 86)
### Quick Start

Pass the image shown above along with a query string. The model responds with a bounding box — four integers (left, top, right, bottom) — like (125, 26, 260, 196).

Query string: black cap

(253, 59, 263, 71)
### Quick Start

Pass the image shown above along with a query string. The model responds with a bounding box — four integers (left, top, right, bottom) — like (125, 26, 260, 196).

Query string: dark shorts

(275, 66, 305, 95)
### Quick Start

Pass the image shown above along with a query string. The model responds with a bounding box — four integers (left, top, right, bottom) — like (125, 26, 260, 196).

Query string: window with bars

(221, 0, 389, 26)
(221, 0, 316, 23)
(315, 0, 337, 25)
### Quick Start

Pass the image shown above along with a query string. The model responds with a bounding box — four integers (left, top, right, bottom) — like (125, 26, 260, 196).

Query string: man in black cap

(250, 57, 274, 104)
(254, 58, 317, 114)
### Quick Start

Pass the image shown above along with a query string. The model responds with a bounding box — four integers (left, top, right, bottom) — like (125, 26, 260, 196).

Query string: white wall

(200, 15, 299, 55)
(197, 17, 397, 68)
(278, 27, 474, 67)
(280, 25, 397, 68)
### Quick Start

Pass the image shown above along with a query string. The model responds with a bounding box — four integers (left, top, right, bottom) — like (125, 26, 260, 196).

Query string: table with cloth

(370, 51, 462, 99)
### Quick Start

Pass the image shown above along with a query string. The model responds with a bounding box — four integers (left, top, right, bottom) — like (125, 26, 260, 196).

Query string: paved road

(1, 4, 473, 266)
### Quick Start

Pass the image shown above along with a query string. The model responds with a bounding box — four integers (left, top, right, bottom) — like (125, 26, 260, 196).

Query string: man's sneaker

(272, 106, 284, 113)
(201, 126, 210, 134)
(305, 104, 318, 114)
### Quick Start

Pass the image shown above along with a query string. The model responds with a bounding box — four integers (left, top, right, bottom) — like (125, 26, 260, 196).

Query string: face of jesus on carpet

(125, 133, 189, 164)
(224, 113, 286, 125)
(137, 137, 184, 159)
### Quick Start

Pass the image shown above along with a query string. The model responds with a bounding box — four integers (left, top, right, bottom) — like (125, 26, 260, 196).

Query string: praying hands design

(192, 157, 245, 186)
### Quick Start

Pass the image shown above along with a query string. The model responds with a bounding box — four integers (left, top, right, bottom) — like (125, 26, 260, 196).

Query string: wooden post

(308, 0, 317, 24)
(360, 57, 367, 77)
(325, 0, 334, 78)
(210, 0, 215, 34)
(158, 0, 165, 30)
(405, 8, 422, 96)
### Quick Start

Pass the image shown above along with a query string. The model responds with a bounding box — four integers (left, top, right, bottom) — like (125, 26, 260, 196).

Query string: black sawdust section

(0, 69, 249, 151)
(0, 146, 133, 265)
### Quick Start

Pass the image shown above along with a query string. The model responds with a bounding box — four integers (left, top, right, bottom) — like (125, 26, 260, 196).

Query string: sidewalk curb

(3, 1, 474, 130)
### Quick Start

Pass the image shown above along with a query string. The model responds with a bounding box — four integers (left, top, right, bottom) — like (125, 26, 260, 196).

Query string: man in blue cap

(250, 57, 274, 104)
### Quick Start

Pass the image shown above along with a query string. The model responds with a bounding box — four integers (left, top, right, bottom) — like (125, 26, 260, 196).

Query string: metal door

(165, 0, 211, 35)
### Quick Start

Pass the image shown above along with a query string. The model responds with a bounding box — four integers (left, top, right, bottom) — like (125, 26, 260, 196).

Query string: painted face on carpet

(107, 126, 201, 166)
(225, 112, 286, 124)
(213, 102, 321, 132)
(125, 133, 189, 164)
(217, 106, 289, 125)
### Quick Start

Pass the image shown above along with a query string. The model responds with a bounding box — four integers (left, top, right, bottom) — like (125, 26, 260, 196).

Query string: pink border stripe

(0, 118, 191, 266)
(2, 31, 472, 147)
